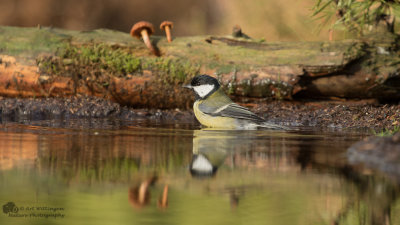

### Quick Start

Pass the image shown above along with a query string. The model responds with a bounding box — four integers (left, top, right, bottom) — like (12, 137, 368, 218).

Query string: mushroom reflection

(157, 185, 169, 209)
(128, 176, 157, 208)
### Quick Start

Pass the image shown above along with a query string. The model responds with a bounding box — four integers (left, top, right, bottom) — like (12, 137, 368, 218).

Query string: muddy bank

(0, 96, 194, 127)
(0, 96, 398, 131)
(252, 100, 400, 130)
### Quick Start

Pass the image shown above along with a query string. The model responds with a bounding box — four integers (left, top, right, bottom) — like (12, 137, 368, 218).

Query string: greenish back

(198, 89, 233, 114)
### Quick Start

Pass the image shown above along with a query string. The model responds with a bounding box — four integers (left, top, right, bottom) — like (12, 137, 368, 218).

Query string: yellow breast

(193, 101, 238, 129)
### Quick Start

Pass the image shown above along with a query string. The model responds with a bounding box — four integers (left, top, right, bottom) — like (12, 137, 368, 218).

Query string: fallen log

(0, 26, 399, 108)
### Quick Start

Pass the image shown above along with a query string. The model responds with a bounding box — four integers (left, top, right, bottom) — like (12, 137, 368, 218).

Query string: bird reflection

(189, 129, 233, 178)
(189, 129, 259, 210)
(189, 129, 272, 177)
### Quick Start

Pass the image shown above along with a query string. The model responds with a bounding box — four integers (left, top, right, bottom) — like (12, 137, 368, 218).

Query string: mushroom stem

(140, 29, 156, 55)
(138, 181, 150, 204)
(165, 26, 172, 43)
(161, 185, 168, 206)
(158, 185, 169, 208)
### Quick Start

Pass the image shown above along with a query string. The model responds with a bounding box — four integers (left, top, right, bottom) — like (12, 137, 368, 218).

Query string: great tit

(184, 74, 288, 130)
(190, 130, 229, 178)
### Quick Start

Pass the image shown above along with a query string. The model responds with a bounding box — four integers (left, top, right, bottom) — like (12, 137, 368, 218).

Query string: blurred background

(0, 0, 334, 41)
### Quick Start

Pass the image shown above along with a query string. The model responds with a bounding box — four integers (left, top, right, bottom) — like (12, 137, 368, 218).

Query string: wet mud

(0, 96, 194, 128)
(252, 100, 400, 131)
(0, 96, 398, 131)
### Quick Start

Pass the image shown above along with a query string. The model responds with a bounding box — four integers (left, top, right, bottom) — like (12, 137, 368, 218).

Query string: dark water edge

(0, 96, 399, 131)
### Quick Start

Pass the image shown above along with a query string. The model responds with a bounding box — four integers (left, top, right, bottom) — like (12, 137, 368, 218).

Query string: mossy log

(0, 26, 399, 108)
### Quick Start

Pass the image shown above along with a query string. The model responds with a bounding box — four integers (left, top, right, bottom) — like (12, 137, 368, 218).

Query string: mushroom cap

(130, 21, 155, 38)
(160, 21, 174, 30)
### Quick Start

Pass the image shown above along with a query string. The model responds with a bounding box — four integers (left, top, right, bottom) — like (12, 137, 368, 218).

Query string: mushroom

(160, 21, 174, 43)
(130, 21, 157, 55)
(157, 185, 169, 209)
(232, 25, 251, 39)
(128, 181, 151, 208)
(128, 176, 158, 209)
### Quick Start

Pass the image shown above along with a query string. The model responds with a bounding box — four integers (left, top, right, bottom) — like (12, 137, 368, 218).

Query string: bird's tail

(258, 122, 291, 130)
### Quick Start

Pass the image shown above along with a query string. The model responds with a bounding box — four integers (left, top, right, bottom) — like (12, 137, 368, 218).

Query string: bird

(183, 74, 288, 130)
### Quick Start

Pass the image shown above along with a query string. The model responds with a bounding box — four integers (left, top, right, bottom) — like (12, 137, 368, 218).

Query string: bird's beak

(182, 84, 193, 89)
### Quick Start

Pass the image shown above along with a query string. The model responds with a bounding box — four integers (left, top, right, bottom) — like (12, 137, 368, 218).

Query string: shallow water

(0, 119, 399, 225)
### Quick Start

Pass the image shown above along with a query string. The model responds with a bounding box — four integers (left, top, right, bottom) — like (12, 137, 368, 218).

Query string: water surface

(0, 119, 399, 225)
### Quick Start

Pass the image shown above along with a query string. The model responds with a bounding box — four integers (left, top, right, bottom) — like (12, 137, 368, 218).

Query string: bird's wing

(197, 88, 265, 123)
(205, 103, 265, 123)
(198, 98, 290, 130)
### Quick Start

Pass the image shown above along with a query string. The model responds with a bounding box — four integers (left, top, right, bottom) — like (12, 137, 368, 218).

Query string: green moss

(358, 42, 400, 86)
(373, 126, 400, 137)
(37, 43, 200, 88)
(207, 62, 240, 76)
(216, 64, 237, 75)
(273, 81, 291, 100)
(343, 41, 366, 62)
(225, 72, 237, 95)
(240, 79, 252, 96)
(251, 78, 273, 97)
(142, 57, 200, 85)
(37, 57, 61, 75)
(60, 43, 142, 75)
(0, 26, 70, 59)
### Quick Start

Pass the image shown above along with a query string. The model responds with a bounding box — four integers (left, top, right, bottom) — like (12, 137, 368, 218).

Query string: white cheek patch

(192, 155, 212, 173)
(193, 84, 215, 98)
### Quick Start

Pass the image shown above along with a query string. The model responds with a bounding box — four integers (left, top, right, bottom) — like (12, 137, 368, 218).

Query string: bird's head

(183, 74, 221, 100)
